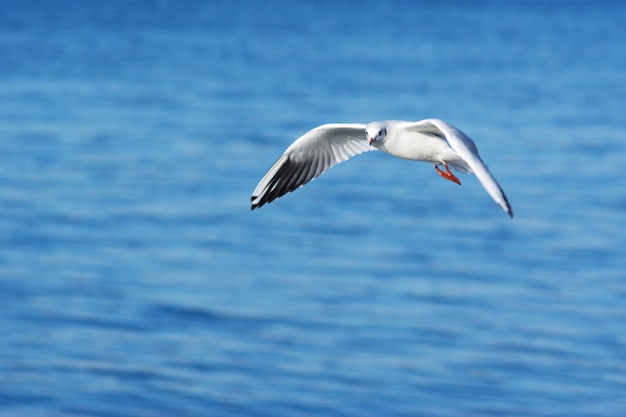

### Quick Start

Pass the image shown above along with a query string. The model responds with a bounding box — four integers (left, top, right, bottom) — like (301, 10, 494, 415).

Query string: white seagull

(251, 118, 513, 218)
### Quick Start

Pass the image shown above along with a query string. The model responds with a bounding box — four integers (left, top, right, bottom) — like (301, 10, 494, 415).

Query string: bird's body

(369, 120, 468, 169)
(251, 119, 513, 218)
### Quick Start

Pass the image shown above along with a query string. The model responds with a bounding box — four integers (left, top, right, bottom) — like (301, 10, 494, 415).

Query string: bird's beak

(369, 137, 374, 146)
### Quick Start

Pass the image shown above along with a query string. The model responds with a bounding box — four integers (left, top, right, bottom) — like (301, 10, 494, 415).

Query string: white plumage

(251, 119, 512, 218)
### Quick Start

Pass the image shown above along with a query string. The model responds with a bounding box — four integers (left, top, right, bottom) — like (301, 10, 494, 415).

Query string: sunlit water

(1, 1, 625, 416)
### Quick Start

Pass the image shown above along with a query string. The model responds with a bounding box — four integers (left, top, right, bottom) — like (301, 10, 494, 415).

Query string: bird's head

(365, 122, 387, 146)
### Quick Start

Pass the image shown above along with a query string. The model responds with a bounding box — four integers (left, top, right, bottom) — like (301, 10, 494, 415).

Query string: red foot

(435, 162, 461, 185)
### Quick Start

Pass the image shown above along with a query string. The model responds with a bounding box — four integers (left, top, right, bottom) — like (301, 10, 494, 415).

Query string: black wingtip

(250, 195, 259, 211)
(250, 196, 264, 211)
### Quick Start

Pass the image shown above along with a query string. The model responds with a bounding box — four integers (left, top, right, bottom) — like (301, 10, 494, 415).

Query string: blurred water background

(1, 0, 625, 416)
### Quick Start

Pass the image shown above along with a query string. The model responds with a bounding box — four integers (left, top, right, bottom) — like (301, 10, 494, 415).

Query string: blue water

(1, 0, 625, 416)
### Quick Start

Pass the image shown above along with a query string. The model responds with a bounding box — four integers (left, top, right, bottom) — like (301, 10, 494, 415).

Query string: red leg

(435, 162, 461, 185)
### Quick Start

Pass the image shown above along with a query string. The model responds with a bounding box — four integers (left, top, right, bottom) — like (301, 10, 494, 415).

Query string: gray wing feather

(251, 123, 371, 209)
(405, 119, 513, 217)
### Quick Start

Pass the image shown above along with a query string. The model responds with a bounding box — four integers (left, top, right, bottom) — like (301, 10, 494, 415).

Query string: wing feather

(405, 119, 513, 217)
(251, 123, 371, 209)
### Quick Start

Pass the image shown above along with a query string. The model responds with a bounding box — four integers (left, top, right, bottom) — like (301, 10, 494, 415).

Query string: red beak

(369, 138, 374, 145)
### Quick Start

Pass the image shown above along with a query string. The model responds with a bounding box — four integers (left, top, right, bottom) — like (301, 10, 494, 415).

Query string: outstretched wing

(251, 123, 372, 210)
(405, 118, 513, 218)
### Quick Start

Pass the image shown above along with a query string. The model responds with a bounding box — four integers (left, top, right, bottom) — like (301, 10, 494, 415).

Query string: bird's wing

(251, 123, 371, 210)
(403, 119, 513, 217)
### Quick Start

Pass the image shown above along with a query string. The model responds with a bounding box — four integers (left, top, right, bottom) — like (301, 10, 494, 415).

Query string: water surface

(0, 1, 625, 416)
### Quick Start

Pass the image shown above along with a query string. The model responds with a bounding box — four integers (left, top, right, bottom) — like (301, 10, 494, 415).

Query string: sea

(1, 1, 625, 416)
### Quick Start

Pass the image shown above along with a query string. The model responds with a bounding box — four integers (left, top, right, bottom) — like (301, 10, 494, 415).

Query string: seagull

(251, 118, 513, 218)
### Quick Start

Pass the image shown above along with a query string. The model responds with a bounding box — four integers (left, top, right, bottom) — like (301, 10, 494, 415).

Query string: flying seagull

(251, 118, 513, 218)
